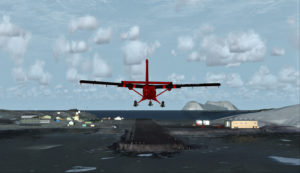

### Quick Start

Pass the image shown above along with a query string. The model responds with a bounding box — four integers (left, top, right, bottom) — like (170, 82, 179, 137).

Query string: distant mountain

(182, 101, 205, 110)
(182, 101, 238, 111)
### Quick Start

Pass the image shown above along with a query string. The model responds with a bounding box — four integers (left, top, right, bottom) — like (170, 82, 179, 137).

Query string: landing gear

(161, 101, 165, 108)
(133, 100, 138, 107)
(148, 101, 153, 106)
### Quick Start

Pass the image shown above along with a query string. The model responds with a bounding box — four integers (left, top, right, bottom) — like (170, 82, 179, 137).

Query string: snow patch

(100, 157, 114, 160)
(137, 153, 153, 157)
(25, 144, 62, 150)
(233, 104, 300, 128)
(65, 166, 96, 172)
(280, 139, 292, 142)
(269, 156, 300, 166)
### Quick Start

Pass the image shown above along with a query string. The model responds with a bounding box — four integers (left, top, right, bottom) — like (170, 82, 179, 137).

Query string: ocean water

(0, 131, 299, 173)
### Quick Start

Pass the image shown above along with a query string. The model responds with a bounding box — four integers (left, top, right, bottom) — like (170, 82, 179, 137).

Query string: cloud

(194, 24, 214, 38)
(93, 54, 112, 78)
(168, 73, 185, 82)
(175, 0, 206, 11)
(69, 15, 98, 32)
(53, 36, 88, 56)
(0, 15, 31, 83)
(201, 30, 266, 66)
(187, 51, 201, 61)
(226, 73, 244, 88)
(177, 36, 194, 51)
(28, 60, 52, 85)
(66, 68, 81, 82)
(93, 27, 112, 44)
(248, 66, 277, 89)
(248, 66, 300, 93)
(286, 16, 299, 51)
(125, 61, 145, 80)
(12, 67, 27, 83)
(52, 37, 90, 82)
(171, 49, 177, 56)
(271, 48, 285, 56)
(0, 15, 25, 37)
(122, 40, 160, 65)
(206, 72, 226, 83)
(206, 72, 244, 88)
(287, 16, 296, 26)
(278, 66, 300, 86)
(120, 25, 139, 40)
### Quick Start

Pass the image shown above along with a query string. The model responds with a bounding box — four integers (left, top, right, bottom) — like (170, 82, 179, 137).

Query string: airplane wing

(155, 83, 221, 89)
(80, 80, 220, 89)
(79, 80, 144, 88)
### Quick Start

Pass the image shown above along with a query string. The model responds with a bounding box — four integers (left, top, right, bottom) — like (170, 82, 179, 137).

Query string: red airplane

(80, 59, 221, 107)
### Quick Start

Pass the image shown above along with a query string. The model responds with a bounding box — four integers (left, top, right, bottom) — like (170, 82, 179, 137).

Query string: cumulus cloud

(286, 16, 296, 26)
(52, 36, 91, 82)
(248, 66, 277, 89)
(93, 54, 112, 78)
(194, 24, 214, 38)
(0, 15, 25, 37)
(12, 67, 27, 83)
(0, 15, 31, 83)
(248, 66, 300, 93)
(66, 68, 81, 82)
(28, 60, 51, 85)
(177, 36, 194, 51)
(226, 73, 244, 88)
(122, 40, 160, 65)
(168, 73, 185, 82)
(271, 48, 285, 56)
(125, 61, 145, 80)
(53, 36, 88, 56)
(187, 51, 202, 61)
(206, 72, 226, 83)
(93, 27, 112, 44)
(278, 66, 300, 86)
(201, 30, 266, 67)
(286, 16, 299, 51)
(121, 25, 139, 40)
(206, 72, 244, 88)
(69, 15, 98, 32)
(171, 49, 177, 56)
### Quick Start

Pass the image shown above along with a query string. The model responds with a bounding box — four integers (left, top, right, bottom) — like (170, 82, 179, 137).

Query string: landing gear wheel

(133, 100, 138, 107)
(161, 101, 165, 107)
(148, 101, 153, 106)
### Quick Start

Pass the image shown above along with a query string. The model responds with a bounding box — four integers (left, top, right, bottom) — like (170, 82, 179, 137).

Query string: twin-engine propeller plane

(80, 59, 221, 107)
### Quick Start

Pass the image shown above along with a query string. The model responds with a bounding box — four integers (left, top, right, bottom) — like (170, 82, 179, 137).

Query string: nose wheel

(148, 101, 153, 106)
(133, 100, 138, 107)
(161, 101, 165, 107)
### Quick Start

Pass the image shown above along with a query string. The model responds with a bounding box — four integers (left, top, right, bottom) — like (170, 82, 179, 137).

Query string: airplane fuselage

(143, 85, 156, 100)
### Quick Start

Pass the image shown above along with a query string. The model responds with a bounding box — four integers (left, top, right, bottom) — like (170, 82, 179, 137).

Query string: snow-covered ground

(219, 104, 300, 128)
(182, 101, 238, 111)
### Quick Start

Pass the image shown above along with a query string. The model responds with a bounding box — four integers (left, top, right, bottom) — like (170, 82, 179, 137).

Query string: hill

(183, 101, 238, 111)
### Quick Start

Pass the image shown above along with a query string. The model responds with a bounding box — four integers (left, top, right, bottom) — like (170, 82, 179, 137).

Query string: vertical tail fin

(146, 59, 149, 85)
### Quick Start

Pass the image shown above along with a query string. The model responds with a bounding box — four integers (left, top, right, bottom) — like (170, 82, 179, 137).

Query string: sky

(0, 0, 299, 110)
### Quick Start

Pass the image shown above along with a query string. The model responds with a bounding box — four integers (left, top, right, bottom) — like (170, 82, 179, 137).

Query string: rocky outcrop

(183, 101, 238, 111)
(182, 101, 204, 110)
